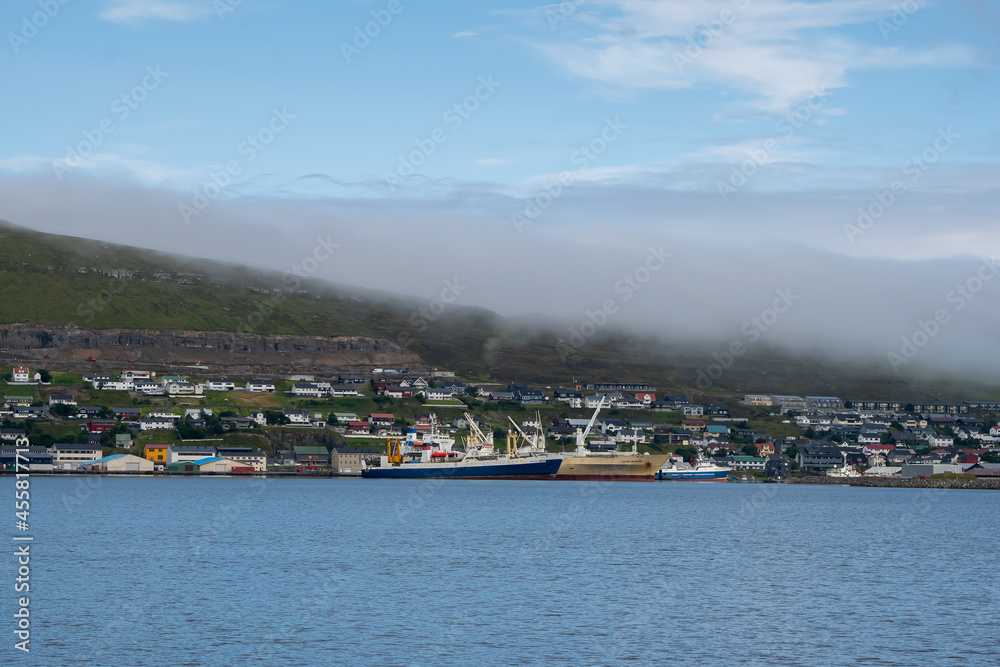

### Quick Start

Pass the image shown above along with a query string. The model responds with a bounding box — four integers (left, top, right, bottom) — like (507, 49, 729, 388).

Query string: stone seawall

(786, 476, 1000, 490)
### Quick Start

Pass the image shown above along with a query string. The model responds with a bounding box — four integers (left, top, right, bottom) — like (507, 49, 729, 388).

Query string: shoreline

(6, 471, 1000, 489)
(783, 475, 1000, 490)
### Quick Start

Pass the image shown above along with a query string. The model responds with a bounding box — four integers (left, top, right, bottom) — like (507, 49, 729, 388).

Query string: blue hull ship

(362, 456, 562, 479)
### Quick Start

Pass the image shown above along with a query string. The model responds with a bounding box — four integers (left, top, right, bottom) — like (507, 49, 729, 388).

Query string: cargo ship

(656, 459, 730, 481)
(554, 399, 669, 481)
(361, 414, 562, 480)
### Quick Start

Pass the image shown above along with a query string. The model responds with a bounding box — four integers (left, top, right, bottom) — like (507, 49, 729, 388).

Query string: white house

(148, 410, 179, 420)
(204, 379, 236, 391)
(330, 384, 363, 398)
(249, 412, 267, 426)
(246, 381, 276, 393)
(928, 434, 954, 448)
(48, 394, 76, 406)
(134, 381, 164, 395)
(585, 393, 622, 408)
(139, 417, 175, 431)
(681, 404, 705, 417)
(857, 433, 883, 445)
(291, 384, 326, 398)
(12, 367, 30, 383)
(284, 409, 310, 424)
(615, 428, 647, 445)
(423, 387, 454, 401)
(166, 382, 202, 396)
(97, 380, 134, 391)
(121, 370, 151, 380)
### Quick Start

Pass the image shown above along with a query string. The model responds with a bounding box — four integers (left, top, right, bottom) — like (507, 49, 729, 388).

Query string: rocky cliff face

(0, 324, 421, 371)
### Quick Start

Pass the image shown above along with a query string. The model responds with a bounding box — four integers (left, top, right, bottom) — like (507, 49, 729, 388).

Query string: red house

(369, 413, 395, 427)
(86, 419, 116, 433)
(347, 421, 370, 435)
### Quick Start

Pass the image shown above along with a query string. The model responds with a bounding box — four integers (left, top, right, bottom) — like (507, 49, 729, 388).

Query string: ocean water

(3, 477, 999, 666)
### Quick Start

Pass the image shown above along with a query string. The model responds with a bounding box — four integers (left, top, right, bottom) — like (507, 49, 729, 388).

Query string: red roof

(866, 444, 895, 450)
(369, 413, 395, 420)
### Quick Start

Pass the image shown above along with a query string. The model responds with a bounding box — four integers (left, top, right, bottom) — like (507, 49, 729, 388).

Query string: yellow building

(144, 444, 170, 465)
(744, 394, 772, 407)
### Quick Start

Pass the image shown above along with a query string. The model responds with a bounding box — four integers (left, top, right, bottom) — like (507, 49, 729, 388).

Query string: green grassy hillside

(1, 221, 996, 402)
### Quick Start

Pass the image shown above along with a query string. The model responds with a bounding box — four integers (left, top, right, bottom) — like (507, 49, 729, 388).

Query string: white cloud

(100, 0, 208, 23)
(521, 0, 977, 111)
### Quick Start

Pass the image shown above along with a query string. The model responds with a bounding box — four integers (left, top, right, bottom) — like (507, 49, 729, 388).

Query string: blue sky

(2, 0, 995, 195)
(1, 0, 999, 377)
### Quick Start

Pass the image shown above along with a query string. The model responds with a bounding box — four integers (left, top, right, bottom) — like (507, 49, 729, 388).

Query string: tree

(265, 410, 289, 426)
(50, 403, 74, 418)
(674, 446, 698, 461)
(464, 386, 478, 397)
(37, 369, 52, 383)
(785, 445, 799, 460)
(803, 427, 817, 439)
(741, 444, 758, 456)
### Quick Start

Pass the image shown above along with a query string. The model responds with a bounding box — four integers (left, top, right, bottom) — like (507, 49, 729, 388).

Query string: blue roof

(85, 454, 125, 465)
(192, 457, 223, 465)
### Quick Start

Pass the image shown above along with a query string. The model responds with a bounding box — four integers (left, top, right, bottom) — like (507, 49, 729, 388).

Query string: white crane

(574, 397, 605, 455)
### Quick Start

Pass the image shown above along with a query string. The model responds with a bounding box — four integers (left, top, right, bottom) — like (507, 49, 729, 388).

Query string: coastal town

(2, 364, 999, 482)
